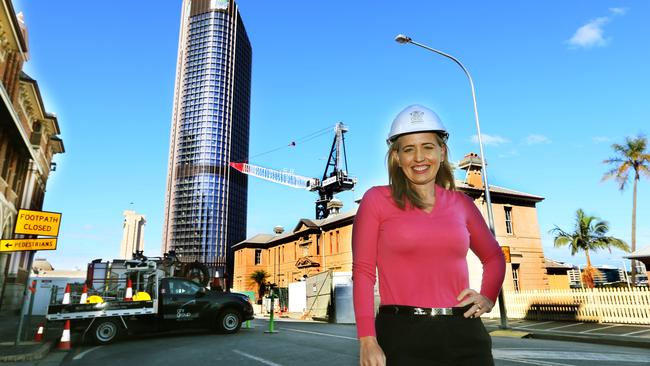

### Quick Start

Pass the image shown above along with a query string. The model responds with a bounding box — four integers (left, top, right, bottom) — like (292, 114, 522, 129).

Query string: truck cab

(159, 277, 254, 333)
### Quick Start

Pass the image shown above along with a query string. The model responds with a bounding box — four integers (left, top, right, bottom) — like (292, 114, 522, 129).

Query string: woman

(352, 104, 506, 366)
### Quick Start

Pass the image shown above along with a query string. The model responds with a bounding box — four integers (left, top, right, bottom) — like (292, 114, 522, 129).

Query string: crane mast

(315, 122, 356, 219)
(230, 122, 356, 219)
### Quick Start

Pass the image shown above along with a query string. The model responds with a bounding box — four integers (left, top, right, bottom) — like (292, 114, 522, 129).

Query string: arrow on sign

(0, 238, 57, 252)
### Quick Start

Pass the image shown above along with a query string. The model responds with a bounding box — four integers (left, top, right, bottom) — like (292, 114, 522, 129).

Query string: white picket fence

(487, 287, 650, 325)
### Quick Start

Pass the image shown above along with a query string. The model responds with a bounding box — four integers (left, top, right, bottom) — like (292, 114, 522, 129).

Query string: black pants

(376, 311, 494, 366)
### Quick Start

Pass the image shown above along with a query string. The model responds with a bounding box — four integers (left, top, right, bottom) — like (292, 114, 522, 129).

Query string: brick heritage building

(0, 1, 64, 312)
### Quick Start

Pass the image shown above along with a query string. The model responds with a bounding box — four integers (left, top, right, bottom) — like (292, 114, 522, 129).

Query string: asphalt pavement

(2, 312, 650, 364)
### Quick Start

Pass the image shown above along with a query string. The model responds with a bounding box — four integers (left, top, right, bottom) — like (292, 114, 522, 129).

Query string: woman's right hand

(359, 336, 386, 366)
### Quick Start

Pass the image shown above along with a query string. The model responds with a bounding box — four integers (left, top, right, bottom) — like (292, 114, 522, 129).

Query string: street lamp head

(394, 34, 412, 44)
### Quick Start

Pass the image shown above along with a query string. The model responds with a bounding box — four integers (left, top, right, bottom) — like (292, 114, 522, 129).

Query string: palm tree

(602, 135, 650, 283)
(249, 270, 269, 304)
(550, 209, 629, 288)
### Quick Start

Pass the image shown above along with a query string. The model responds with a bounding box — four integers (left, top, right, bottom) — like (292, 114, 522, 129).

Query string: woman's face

(393, 132, 446, 187)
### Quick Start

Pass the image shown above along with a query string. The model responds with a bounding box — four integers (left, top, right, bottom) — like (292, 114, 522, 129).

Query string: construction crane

(230, 122, 357, 219)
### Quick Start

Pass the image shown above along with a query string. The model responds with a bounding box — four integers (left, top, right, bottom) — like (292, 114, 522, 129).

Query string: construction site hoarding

(305, 270, 332, 320)
(333, 272, 354, 324)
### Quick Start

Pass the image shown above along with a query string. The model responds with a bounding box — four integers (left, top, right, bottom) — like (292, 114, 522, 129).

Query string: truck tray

(47, 301, 155, 321)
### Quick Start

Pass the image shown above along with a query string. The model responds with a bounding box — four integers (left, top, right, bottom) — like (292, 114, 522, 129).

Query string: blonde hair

(387, 133, 456, 209)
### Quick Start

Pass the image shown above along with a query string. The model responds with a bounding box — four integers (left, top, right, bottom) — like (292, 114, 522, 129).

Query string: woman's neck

(412, 182, 436, 205)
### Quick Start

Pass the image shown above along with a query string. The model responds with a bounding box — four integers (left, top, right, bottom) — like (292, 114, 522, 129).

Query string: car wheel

(91, 318, 122, 345)
(217, 309, 242, 334)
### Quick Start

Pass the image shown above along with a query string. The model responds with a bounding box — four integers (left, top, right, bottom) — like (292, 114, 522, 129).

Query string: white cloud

(567, 8, 628, 49)
(609, 7, 627, 16)
(567, 17, 610, 48)
(525, 134, 551, 145)
(470, 134, 509, 146)
(593, 136, 611, 143)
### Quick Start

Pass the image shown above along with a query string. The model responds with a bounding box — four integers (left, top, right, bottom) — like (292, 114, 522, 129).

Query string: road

(44, 319, 650, 366)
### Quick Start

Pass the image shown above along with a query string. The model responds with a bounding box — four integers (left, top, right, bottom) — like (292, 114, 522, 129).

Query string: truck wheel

(91, 318, 122, 345)
(217, 309, 242, 334)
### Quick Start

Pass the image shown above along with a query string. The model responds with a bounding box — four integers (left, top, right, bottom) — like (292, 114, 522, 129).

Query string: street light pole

(395, 34, 509, 329)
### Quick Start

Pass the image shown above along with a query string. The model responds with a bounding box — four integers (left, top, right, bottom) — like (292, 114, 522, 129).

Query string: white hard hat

(387, 104, 448, 144)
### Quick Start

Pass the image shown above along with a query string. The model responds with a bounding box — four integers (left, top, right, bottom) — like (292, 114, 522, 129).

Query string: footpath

(482, 317, 650, 349)
(1, 312, 650, 364)
(0, 313, 62, 363)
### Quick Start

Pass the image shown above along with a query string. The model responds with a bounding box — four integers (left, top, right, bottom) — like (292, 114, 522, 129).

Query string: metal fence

(487, 287, 650, 324)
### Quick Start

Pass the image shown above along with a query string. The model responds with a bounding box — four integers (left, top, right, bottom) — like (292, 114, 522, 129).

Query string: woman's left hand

(455, 288, 494, 318)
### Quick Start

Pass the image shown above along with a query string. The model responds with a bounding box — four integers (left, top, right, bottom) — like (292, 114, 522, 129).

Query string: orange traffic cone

(124, 279, 133, 301)
(79, 284, 88, 304)
(62, 284, 71, 305)
(33, 322, 44, 342)
(58, 320, 71, 350)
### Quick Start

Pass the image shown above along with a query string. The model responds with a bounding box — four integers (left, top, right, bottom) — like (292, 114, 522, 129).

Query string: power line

(249, 124, 335, 160)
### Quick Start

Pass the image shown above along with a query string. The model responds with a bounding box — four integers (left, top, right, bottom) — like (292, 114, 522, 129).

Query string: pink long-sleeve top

(352, 185, 506, 338)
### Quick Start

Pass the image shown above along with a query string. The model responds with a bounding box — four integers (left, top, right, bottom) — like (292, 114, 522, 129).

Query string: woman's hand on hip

(456, 288, 495, 318)
(359, 336, 386, 366)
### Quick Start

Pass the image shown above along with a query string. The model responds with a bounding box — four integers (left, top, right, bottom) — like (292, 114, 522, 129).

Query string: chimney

(458, 152, 485, 189)
(273, 226, 285, 234)
(327, 198, 343, 216)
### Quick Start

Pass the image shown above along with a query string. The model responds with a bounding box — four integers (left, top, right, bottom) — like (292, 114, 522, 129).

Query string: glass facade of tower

(164, 0, 251, 277)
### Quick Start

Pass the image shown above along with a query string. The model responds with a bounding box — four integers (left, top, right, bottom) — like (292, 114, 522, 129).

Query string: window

(504, 207, 513, 234)
(336, 231, 340, 253)
(329, 233, 333, 254)
(167, 279, 202, 295)
(512, 264, 520, 291)
(254, 249, 262, 265)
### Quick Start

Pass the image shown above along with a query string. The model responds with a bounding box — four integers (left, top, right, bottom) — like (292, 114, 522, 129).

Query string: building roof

(20, 71, 62, 136)
(3, 0, 28, 52)
(456, 181, 544, 202)
(624, 245, 650, 260)
(33, 258, 54, 272)
(545, 258, 575, 269)
(31, 270, 86, 278)
(234, 209, 357, 251)
(243, 233, 275, 244)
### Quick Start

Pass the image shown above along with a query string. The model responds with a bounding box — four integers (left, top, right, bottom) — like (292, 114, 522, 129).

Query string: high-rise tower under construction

(163, 0, 251, 279)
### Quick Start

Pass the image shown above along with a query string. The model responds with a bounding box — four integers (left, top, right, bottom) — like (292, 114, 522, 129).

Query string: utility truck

(46, 252, 253, 345)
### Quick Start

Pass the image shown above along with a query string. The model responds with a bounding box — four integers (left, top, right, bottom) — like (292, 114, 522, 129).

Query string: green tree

(249, 270, 269, 304)
(550, 209, 629, 288)
(602, 135, 650, 283)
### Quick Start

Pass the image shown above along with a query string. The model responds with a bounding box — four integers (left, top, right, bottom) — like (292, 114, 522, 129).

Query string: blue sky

(13, 1, 649, 271)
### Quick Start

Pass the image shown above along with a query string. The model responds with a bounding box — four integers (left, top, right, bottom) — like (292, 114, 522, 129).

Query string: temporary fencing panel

(333, 272, 354, 324)
(288, 281, 307, 313)
(305, 270, 332, 320)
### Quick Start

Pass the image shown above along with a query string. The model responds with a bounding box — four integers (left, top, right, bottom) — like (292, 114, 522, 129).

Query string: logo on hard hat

(409, 111, 424, 124)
